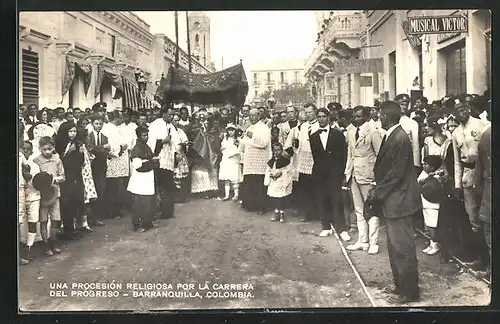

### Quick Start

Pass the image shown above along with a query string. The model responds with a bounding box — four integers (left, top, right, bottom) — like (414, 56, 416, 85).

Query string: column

(466, 11, 488, 95)
(394, 10, 405, 95)
(71, 75, 85, 108)
(372, 73, 379, 96)
(421, 34, 439, 100)
(101, 82, 113, 110)
(351, 73, 361, 106)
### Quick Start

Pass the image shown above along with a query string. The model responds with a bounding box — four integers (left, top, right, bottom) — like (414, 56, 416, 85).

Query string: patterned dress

(81, 145, 97, 203)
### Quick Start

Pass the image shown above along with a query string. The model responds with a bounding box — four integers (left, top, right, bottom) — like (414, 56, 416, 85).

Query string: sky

(134, 11, 317, 74)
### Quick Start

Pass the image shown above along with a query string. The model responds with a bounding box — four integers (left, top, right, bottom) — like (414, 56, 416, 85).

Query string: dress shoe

(19, 258, 30, 266)
(425, 244, 440, 255)
(48, 239, 62, 254)
(270, 213, 279, 222)
(464, 259, 484, 271)
(346, 242, 369, 251)
(422, 244, 432, 253)
(319, 229, 333, 237)
(387, 294, 419, 304)
(339, 231, 351, 242)
(368, 244, 379, 255)
(77, 226, 93, 233)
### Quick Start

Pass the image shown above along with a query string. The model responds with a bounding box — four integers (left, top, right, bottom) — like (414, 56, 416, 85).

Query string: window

(294, 71, 299, 83)
(22, 49, 39, 106)
(253, 73, 258, 84)
(280, 72, 285, 83)
(195, 34, 199, 47)
(267, 72, 271, 82)
(445, 41, 466, 96)
(254, 90, 258, 97)
(111, 35, 116, 57)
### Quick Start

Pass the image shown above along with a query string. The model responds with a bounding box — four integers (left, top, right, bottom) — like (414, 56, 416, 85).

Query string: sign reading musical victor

(408, 15, 468, 35)
(331, 58, 383, 75)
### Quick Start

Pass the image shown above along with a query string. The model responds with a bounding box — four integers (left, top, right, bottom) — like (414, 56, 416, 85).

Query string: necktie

(381, 134, 386, 148)
(355, 127, 360, 141)
(96, 132, 101, 146)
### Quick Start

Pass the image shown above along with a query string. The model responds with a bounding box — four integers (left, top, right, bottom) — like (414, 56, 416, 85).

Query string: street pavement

(19, 198, 490, 311)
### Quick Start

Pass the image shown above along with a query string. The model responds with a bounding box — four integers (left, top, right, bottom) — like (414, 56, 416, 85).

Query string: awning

(61, 56, 93, 97)
(121, 76, 154, 111)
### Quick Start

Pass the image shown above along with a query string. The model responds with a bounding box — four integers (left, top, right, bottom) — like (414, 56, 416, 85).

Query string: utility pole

(186, 11, 192, 72)
(174, 11, 179, 68)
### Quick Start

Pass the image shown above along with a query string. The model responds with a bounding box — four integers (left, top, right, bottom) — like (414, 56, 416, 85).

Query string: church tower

(188, 11, 211, 69)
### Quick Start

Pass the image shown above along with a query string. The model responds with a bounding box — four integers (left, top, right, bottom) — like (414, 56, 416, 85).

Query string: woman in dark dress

(55, 122, 86, 240)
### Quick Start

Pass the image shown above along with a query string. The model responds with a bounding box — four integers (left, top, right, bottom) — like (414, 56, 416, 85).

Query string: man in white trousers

(344, 106, 383, 254)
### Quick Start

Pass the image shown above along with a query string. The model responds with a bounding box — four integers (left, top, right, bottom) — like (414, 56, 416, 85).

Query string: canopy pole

(174, 11, 180, 69)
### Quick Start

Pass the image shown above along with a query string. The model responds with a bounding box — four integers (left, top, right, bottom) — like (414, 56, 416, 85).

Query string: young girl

(264, 142, 293, 223)
(218, 123, 242, 201)
(418, 155, 444, 255)
(128, 126, 160, 232)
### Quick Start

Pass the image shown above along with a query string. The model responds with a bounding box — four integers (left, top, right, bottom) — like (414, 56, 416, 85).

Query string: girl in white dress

(218, 123, 242, 201)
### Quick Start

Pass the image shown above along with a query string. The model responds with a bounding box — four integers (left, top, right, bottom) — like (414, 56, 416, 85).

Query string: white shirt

(93, 130, 103, 146)
(318, 126, 330, 150)
(384, 124, 399, 140)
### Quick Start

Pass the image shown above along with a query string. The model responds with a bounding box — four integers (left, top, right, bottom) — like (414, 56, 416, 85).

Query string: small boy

(127, 126, 160, 232)
(270, 126, 281, 146)
(23, 149, 41, 258)
(264, 142, 293, 223)
(418, 155, 444, 256)
(33, 136, 65, 254)
(87, 114, 111, 226)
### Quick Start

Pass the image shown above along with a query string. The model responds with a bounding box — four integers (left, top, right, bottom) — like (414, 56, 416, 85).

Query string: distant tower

(188, 11, 211, 68)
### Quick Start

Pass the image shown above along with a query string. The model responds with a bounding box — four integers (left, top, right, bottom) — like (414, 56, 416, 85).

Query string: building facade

(19, 11, 216, 110)
(249, 58, 307, 100)
(305, 10, 491, 108)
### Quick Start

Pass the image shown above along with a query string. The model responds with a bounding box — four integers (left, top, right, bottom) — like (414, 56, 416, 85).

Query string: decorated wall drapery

(62, 56, 76, 96)
(75, 62, 92, 95)
(121, 75, 155, 110)
(62, 57, 93, 97)
(94, 65, 106, 98)
(94, 66, 125, 98)
(155, 63, 249, 109)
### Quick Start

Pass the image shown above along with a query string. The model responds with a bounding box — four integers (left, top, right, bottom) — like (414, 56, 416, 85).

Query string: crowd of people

(18, 92, 491, 303)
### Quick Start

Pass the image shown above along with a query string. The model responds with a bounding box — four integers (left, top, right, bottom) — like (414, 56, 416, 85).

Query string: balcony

(305, 12, 366, 77)
(265, 80, 275, 85)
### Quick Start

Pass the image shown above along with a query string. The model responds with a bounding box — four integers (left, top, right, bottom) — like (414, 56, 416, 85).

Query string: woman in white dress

(218, 123, 242, 201)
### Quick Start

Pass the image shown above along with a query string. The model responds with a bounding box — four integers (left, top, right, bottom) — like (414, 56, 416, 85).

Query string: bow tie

(318, 128, 329, 133)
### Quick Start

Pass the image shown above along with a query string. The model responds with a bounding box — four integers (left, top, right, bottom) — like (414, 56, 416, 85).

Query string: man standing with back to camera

(366, 100, 422, 304)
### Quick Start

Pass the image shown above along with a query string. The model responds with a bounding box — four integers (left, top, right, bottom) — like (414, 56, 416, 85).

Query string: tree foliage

(258, 83, 313, 106)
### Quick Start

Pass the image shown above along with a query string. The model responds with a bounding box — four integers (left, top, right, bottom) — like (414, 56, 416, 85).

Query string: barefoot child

(218, 123, 242, 201)
(264, 142, 293, 223)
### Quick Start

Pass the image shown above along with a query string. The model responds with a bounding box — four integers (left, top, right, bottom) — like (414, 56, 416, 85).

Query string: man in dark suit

(366, 100, 422, 304)
(474, 124, 491, 279)
(309, 108, 350, 241)
(86, 114, 110, 227)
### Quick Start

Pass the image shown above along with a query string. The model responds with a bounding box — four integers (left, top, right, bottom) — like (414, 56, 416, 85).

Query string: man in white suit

(344, 106, 383, 254)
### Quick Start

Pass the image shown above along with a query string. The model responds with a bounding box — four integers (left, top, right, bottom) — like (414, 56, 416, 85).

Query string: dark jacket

(86, 131, 110, 173)
(309, 127, 347, 184)
(372, 125, 422, 219)
(474, 125, 491, 223)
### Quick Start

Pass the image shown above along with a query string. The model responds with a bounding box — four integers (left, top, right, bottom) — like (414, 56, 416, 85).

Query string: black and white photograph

(17, 9, 491, 311)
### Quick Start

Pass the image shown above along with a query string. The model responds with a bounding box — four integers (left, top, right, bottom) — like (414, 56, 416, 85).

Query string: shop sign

(332, 58, 383, 75)
(115, 38, 138, 62)
(408, 15, 468, 35)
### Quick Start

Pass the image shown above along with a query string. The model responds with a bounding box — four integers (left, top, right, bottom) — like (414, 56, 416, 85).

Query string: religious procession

(18, 9, 491, 311)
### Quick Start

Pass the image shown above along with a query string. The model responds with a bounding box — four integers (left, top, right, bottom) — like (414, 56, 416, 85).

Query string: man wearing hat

(451, 101, 490, 270)
(395, 94, 421, 173)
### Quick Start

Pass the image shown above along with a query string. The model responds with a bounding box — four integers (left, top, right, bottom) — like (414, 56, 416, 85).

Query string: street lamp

(134, 68, 148, 97)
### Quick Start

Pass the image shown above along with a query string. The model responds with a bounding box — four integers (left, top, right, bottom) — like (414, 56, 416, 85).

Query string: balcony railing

(305, 13, 365, 76)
